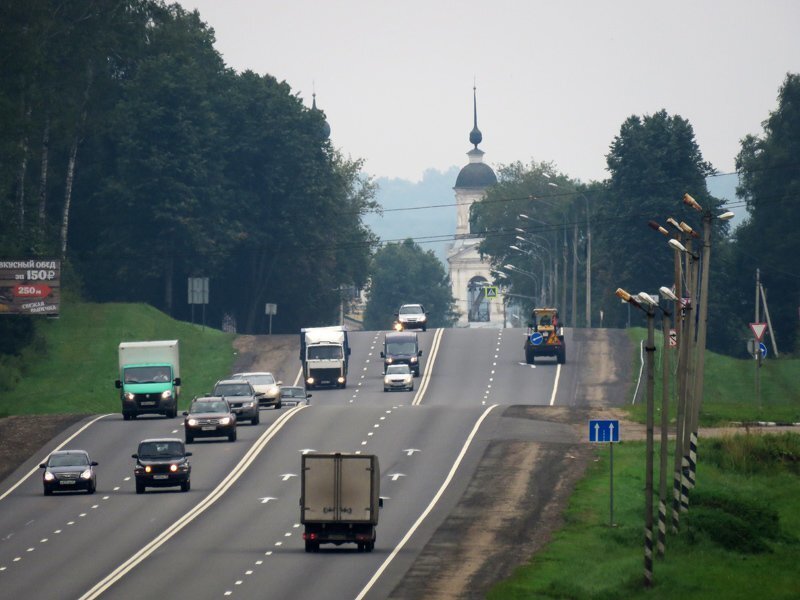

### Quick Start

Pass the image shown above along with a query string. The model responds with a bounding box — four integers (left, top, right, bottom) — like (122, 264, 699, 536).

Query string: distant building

(446, 88, 503, 327)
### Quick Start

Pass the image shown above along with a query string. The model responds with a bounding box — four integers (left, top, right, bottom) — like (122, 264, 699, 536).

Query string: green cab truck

(115, 340, 181, 419)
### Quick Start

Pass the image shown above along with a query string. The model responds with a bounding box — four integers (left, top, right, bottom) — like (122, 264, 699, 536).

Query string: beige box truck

(300, 453, 381, 552)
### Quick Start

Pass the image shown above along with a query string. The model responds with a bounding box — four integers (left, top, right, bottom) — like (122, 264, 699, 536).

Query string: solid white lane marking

(0, 414, 111, 502)
(403, 449, 420, 456)
(412, 328, 444, 406)
(388, 474, 405, 481)
(355, 405, 499, 600)
(279, 474, 297, 481)
(259, 497, 276, 504)
(549, 364, 562, 406)
(78, 405, 308, 600)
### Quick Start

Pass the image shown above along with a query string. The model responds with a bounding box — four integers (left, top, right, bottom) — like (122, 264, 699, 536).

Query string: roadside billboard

(0, 259, 61, 316)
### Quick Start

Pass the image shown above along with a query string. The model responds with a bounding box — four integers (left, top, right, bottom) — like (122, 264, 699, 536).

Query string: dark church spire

(469, 85, 483, 148)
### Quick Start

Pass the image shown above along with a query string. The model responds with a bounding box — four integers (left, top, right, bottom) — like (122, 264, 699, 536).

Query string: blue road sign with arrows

(589, 419, 620, 443)
(529, 332, 544, 345)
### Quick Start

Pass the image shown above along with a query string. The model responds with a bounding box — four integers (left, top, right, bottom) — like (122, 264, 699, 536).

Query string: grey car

(212, 379, 261, 424)
(279, 385, 312, 406)
(40, 450, 98, 495)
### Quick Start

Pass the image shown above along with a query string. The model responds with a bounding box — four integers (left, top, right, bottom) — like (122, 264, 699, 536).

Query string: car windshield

(49, 453, 89, 467)
(399, 305, 423, 315)
(308, 346, 343, 360)
(386, 341, 417, 355)
(281, 387, 304, 398)
(236, 373, 274, 385)
(138, 441, 183, 458)
(214, 383, 252, 396)
(387, 365, 411, 375)
(190, 401, 227, 414)
(124, 366, 171, 384)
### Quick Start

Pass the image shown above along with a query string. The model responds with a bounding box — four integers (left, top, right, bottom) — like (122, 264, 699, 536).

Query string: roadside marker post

(589, 419, 620, 527)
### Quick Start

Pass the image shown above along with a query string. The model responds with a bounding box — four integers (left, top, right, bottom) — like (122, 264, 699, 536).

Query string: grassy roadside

(488, 328, 800, 599)
(0, 302, 235, 417)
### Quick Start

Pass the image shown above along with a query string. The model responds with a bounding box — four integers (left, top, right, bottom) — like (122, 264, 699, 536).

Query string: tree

(732, 73, 800, 352)
(364, 239, 457, 331)
(594, 110, 725, 329)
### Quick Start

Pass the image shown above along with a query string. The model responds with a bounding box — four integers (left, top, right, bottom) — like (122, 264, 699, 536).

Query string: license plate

(153, 474, 168, 480)
(202, 426, 216, 431)
(60, 480, 76, 485)
(140, 401, 155, 406)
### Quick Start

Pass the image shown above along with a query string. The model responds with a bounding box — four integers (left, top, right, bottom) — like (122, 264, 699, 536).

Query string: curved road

(0, 326, 624, 599)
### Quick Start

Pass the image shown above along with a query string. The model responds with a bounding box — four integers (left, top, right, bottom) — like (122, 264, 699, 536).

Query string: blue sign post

(589, 419, 620, 526)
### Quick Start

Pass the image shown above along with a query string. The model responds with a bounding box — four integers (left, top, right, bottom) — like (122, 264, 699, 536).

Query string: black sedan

(279, 386, 312, 406)
(183, 397, 237, 443)
(40, 450, 98, 495)
(132, 438, 192, 494)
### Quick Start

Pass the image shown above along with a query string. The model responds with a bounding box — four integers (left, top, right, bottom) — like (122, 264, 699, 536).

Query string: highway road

(0, 326, 615, 600)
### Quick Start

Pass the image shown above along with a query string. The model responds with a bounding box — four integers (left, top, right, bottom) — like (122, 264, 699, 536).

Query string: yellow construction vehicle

(524, 307, 566, 364)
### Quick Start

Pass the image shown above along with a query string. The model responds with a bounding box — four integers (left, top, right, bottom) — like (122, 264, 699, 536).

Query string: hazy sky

(181, 0, 799, 184)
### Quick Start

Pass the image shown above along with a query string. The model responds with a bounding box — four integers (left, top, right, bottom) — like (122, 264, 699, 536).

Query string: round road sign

(529, 332, 544, 346)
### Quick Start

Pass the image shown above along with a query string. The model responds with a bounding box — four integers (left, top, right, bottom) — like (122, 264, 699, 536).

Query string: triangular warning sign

(750, 322, 767, 342)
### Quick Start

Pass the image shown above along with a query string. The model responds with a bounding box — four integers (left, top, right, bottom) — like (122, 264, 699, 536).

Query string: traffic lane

(92, 403, 493, 600)
(490, 327, 565, 407)
(418, 328, 539, 408)
(0, 409, 293, 600)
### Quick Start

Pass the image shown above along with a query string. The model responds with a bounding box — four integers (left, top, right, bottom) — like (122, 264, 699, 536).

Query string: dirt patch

(0, 414, 88, 483)
(232, 334, 301, 386)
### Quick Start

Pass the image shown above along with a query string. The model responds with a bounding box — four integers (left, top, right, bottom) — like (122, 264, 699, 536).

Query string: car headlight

(124, 392, 135, 401)
(410, 356, 418, 363)
(270, 386, 279, 395)
(243, 401, 254, 408)
(80, 468, 92, 480)
(386, 357, 393, 364)
(219, 417, 231, 425)
(420, 315, 427, 321)
(170, 464, 178, 472)
(307, 377, 315, 385)
(187, 418, 198, 426)
(144, 465, 152, 473)
(161, 390, 172, 399)
(44, 471, 55, 481)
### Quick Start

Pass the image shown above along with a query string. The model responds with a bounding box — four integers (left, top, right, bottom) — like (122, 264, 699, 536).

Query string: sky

(180, 0, 800, 184)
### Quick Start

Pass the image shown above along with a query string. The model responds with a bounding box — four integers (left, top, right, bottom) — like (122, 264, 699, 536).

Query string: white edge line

(292, 366, 303, 387)
(78, 405, 307, 600)
(632, 339, 644, 405)
(355, 404, 498, 600)
(0, 413, 112, 502)
(549, 363, 562, 406)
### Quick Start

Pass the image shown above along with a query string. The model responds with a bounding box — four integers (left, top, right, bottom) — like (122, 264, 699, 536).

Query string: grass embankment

(0, 302, 235, 417)
(489, 327, 800, 599)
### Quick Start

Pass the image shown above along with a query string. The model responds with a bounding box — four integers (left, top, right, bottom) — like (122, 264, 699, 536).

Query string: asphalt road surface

(0, 327, 629, 599)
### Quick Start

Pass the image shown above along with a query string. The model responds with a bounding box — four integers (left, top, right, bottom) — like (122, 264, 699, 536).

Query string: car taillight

(303, 532, 317, 540)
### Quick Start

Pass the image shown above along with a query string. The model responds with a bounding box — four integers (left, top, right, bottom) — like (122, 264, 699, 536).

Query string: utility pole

(755, 268, 761, 410)
(585, 196, 592, 328)
(658, 306, 671, 557)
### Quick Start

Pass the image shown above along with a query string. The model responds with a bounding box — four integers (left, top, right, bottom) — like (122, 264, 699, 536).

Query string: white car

(396, 303, 427, 331)
(231, 372, 282, 408)
(384, 364, 414, 392)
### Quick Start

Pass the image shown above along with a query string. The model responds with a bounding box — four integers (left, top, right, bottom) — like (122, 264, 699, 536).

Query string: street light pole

(585, 195, 592, 327)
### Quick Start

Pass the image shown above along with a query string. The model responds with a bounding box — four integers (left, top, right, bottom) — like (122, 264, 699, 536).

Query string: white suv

(396, 304, 427, 332)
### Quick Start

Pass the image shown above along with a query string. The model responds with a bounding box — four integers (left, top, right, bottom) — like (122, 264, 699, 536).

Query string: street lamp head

(503, 263, 516, 271)
(683, 193, 702, 212)
(679, 221, 700, 238)
(615, 288, 632, 302)
(519, 213, 530, 221)
(648, 220, 669, 237)
(718, 211, 735, 221)
(636, 292, 657, 307)
(509, 245, 523, 253)
(666, 217, 681, 231)
(659, 286, 679, 302)
(668, 238, 687, 252)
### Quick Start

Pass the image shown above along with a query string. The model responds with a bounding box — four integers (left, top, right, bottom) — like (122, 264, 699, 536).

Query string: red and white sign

(750, 322, 767, 342)
(13, 284, 52, 298)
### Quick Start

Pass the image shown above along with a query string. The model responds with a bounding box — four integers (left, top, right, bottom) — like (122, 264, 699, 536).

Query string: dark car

(40, 450, 97, 495)
(132, 438, 192, 494)
(183, 397, 237, 443)
(279, 385, 312, 406)
(381, 331, 423, 376)
(212, 379, 261, 423)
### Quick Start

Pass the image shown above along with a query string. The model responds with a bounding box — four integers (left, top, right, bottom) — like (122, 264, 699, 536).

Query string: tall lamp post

(616, 288, 656, 588)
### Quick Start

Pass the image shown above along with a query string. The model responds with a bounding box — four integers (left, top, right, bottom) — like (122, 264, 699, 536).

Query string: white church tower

(446, 88, 503, 327)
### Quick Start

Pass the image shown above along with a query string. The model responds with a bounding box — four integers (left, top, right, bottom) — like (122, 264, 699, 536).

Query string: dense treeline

(473, 75, 800, 356)
(0, 1, 376, 336)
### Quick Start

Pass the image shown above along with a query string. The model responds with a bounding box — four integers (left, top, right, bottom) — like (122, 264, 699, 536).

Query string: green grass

(488, 434, 800, 599)
(625, 327, 800, 426)
(0, 302, 236, 416)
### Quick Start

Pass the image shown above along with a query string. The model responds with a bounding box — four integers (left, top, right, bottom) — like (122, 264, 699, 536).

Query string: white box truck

(115, 340, 181, 419)
(299, 326, 350, 389)
(300, 453, 381, 552)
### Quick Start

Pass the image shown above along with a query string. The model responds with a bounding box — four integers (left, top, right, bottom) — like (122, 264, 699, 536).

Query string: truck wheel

(557, 349, 566, 364)
(135, 481, 145, 494)
(43, 486, 52, 496)
(168, 408, 178, 418)
(186, 434, 194, 444)
(304, 540, 315, 553)
(366, 541, 375, 552)
(181, 480, 190, 492)
(122, 412, 131, 421)
(525, 349, 535, 364)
